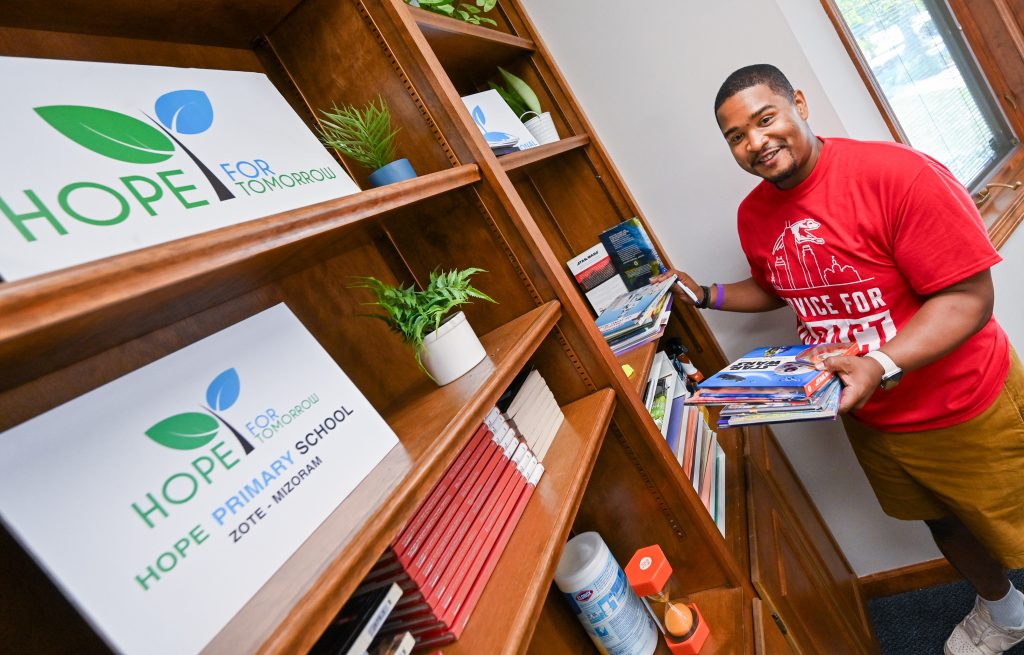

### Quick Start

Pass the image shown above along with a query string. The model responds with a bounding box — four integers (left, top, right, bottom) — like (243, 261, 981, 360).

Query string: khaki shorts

(843, 349, 1024, 568)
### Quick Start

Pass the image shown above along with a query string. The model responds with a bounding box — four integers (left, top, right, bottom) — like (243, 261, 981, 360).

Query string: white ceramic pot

(418, 311, 487, 385)
(523, 111, 560, 145)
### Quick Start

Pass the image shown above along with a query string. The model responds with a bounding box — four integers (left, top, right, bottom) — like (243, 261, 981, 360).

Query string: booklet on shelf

(566, 243, 630, 315)
(598, 217, 666, 291)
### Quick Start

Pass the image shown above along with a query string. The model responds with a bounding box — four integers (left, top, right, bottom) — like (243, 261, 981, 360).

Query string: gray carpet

(868, 570, 1024, 654)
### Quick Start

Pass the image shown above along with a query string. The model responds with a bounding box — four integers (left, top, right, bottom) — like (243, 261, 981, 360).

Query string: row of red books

(355, 406, 545, 650)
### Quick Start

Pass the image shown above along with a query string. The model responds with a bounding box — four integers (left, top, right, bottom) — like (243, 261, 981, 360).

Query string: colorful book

(566, 243, 630, 314)
(596, 277, 675, 340)
(695, 343, 858, 399)
(599, 217, 666, 291)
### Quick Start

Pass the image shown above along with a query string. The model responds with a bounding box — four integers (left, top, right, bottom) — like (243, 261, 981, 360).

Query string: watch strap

(863, 350, 901, 379)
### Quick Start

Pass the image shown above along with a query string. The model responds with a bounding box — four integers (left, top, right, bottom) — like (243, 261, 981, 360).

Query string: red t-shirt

(737, 137, 1008, 432)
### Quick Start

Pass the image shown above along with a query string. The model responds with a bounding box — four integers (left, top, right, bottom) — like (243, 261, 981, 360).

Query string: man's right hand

(651, 268, 704, 306)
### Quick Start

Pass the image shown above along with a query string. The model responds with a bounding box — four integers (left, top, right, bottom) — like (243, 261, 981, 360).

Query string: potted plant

(489, 66, 560, 145)
(351, 268, 497, 385)
(318, 96, 416, 188)
(407, 0, 498, 27)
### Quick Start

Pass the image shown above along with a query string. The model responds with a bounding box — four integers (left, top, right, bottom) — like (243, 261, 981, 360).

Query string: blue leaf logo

(155, 90, 214, 134)
(206, 368, 240, 411)
(472, 105, 486, 128)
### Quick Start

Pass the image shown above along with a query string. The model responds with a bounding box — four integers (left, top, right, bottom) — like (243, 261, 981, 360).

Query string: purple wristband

(712, 284, 725, 310)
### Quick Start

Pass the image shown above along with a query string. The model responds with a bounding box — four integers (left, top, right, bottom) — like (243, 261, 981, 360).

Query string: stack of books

(311, 582, 408, 655)
(687, 343, 856, 428)
(645, 351, 725, 535)
(356, 372, 563, 649)
(594, 277, 675, 356)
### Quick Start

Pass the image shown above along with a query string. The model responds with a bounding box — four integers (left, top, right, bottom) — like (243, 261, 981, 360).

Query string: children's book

(696, 343, 858, 399)
(599, 217, 666, 291)
(594, 277, 675, 336)
(460, 89, 539, 152)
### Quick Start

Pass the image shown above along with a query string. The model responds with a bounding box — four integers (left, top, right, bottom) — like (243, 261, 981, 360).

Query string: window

(831, 0, 1016, 190)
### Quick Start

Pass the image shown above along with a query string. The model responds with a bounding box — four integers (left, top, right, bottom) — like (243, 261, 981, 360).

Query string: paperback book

(598, 217, 666, 291)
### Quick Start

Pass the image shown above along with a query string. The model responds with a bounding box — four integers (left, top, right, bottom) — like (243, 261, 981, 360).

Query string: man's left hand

(817, 355, 885, 413)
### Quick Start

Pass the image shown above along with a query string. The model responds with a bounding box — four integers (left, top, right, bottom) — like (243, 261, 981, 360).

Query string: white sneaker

(945, 597, 1024, 655)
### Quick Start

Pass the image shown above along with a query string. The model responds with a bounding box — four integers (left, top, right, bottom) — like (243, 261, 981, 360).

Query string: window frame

(819, 0, 1024, 248)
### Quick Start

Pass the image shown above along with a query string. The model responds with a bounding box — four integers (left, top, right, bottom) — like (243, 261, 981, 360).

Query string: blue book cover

(594, 277, 674, 335)
(599, 217, 666, 291)
(698, 343, 857, 397)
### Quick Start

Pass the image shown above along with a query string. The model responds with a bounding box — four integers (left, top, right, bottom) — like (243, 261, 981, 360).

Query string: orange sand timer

(625, 545, 710, 654)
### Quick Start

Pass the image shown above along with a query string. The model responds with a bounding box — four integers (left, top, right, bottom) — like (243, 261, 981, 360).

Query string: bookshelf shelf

(500, 134, 591, 171)
(0, 165, 480, 390)
(410, 6, 535, 83)
(205, 301, 561, 655)
(618, 340, 659, 396)
(438, 387, 616, 655)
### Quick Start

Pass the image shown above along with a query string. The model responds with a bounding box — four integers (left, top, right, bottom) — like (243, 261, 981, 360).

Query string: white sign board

(0, 304, 399, 654)
(461, 89, 540, 151)
(0, 56, 360, 281)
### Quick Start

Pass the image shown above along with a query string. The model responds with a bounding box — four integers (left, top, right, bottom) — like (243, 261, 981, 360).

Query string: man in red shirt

(661, 64, 1024, 655)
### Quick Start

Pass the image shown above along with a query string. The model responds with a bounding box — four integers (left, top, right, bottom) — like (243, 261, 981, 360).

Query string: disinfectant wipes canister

(554, 531, 658, 655)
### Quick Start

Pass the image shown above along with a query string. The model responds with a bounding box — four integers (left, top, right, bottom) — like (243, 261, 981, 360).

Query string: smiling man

(657, 64, 1024, 655)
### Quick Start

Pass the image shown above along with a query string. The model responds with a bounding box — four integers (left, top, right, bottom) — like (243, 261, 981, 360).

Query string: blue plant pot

(367, 158, 417, 188)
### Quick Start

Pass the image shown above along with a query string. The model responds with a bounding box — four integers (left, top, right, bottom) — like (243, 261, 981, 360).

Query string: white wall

(518, 0, 1022, 575)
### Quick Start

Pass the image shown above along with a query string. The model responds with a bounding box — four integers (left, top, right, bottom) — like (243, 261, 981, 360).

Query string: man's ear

(793, 89, 810, 120)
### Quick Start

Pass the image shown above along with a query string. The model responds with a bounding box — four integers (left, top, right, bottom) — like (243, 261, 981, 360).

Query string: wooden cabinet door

(753, 597, 794, 655)
(747, 427, 877, 650)
(747, 462, 869, 655)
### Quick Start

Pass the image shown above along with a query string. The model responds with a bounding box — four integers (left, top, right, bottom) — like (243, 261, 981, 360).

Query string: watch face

(880, 371, 903, 390)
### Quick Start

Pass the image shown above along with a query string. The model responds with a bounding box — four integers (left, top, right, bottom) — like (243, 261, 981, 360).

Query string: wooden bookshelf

(500, 134, 591, 171)
(0, 1, 876, 653)
(617, 341, 660, 396)
(204, 303, 561, 654)
(439, 388, 615, 655)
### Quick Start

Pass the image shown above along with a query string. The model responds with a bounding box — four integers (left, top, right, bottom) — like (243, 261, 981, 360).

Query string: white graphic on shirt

(769, 218, 864, 290)
(765, 217, 896, 348)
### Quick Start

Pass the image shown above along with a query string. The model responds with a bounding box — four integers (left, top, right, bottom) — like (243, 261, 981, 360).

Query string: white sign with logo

(0, 56, 360, 281)
(0, 304, 399, 654)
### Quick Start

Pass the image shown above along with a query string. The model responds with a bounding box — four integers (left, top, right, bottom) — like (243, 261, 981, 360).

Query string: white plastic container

(554, 532, 658, 655)
(418, 311, 487, 386)
(522, 111, 560, 145)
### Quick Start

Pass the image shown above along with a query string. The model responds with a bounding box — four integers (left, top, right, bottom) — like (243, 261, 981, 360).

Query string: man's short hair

(714, 64, 795, 114)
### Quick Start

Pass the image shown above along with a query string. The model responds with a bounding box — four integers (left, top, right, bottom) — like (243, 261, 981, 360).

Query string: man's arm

(652, 269, 786, 312)
(822, 269, 995, 412)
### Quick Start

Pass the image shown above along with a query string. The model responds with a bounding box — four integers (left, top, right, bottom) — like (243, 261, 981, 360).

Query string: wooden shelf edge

(409, 6, 535, 52)
(679, 586, 749, 655)
(500, 134, 591, 171)
(617, 340, 659, 396)
(220, 301, 562, 655)
(0, 165, 480, 348)
(439, 388, 616, 655)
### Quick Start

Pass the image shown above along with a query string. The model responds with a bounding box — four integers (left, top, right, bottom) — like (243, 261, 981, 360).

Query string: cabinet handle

(974, 181, 1022, 206)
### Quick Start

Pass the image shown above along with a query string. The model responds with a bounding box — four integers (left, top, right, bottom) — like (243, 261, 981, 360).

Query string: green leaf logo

(35, 105, 175, 164)
(145, 412, 219, 450)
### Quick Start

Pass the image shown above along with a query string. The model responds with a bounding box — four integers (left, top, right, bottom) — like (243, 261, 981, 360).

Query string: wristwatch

(863, 350, 903, 390)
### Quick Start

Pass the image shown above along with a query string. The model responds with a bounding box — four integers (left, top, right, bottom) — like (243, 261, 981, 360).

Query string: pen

(675, 279, 699, 304)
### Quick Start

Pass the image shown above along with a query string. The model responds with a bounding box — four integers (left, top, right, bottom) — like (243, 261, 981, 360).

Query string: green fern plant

(318, 96, 400, 171)
(411, 0, 498, 26)
(350, 268, 497, 373)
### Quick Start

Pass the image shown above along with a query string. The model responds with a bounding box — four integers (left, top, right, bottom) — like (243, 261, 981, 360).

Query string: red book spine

(440, 459, 534, 629)
(421, 433, 514, 599)
(399, 428, 492, 569)
(428, 450, 520, 610)
(449, 476, 537, 637)
(394, 425, 488, 559)
(407, 432, 499, 585)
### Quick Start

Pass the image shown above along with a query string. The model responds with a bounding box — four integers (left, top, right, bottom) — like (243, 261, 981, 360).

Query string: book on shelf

(566, 242, 630, 315)
(594, 276, 675, 339)
(714, 447, 727, 536)
(369, 631, 415, 655)
(598, 217, 667, 291)
(311, 582, 402, 655)
(607, 294, 672, 356)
